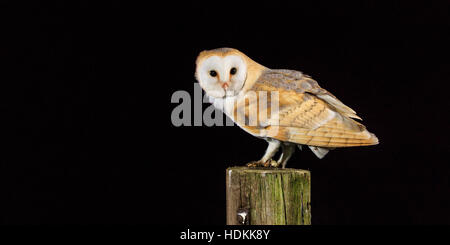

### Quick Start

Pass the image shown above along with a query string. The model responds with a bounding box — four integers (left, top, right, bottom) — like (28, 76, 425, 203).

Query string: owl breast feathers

(195, 48, 378, 163)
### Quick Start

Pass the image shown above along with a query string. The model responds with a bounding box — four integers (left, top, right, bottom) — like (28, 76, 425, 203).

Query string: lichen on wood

(226, 166, 311, 225)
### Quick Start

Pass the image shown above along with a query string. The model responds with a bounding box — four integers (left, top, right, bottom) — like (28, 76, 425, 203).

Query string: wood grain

(226, 166, 311, 225)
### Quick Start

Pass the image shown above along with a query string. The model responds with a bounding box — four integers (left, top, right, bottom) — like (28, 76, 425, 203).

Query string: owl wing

(245, 69, 378, 148)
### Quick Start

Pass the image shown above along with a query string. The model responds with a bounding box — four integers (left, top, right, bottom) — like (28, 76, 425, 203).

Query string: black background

(1, 1, 449, 225)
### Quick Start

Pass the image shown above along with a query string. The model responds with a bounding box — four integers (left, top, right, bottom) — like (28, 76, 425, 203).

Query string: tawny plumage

(195, 48, 378, 168)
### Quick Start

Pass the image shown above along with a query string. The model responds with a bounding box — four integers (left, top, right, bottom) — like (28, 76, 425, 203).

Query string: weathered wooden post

(226, 166, 311, 225)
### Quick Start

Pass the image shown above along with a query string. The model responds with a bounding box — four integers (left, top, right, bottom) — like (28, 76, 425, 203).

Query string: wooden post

(226, 166, 311, 225)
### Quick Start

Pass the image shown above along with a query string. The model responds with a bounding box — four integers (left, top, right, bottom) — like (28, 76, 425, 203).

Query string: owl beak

(221, 82, 229, 90)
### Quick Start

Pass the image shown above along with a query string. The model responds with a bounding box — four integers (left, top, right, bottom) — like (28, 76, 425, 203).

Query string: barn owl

(195, 48, 378, 168)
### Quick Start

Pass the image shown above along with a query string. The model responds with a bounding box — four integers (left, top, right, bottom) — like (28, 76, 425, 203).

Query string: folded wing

(246, 69, 378, 147)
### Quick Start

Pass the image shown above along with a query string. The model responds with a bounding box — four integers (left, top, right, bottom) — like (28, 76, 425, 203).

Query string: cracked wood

(226, 166, 311, 225)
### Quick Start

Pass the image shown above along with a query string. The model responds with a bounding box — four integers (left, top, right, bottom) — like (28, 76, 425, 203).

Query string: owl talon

(246, 161, 260, 168)
(246, 159, 275, 168)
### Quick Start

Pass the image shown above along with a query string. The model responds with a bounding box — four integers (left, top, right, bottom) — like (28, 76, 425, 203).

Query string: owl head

(195, 48, 264, 98)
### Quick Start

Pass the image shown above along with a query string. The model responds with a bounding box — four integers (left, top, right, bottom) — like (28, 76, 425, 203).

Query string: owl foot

(246, 159, 278, 168)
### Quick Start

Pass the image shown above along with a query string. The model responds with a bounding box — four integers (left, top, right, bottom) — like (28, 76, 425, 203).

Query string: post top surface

(227, 166, 310, 175)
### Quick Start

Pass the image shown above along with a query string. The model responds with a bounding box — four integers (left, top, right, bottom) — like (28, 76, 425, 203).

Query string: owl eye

(209, 70, 217, 77)
(230, 67, 237, 75)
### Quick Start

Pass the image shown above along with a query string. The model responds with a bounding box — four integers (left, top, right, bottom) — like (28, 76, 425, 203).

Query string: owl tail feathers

(308, 146, 330, 159)
(298, 144, 331, 159)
